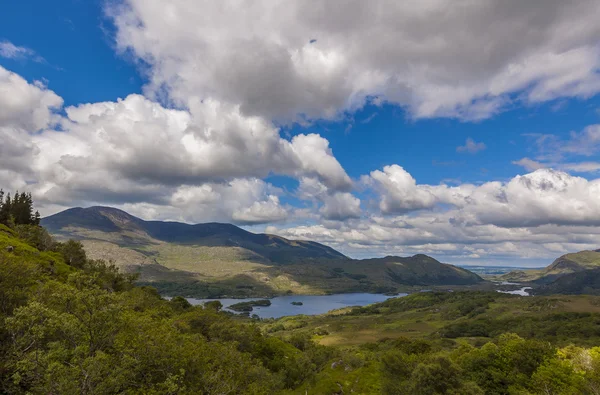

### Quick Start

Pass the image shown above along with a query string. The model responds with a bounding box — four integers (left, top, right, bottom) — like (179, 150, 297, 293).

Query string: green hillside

(501, 249, 600, 285)
(263, 291, 600, 394)
(535, 268, 600, 295)
(0, 222, 342, 393)
(41, 206, 483, 297)
(4, 218, 600, 394)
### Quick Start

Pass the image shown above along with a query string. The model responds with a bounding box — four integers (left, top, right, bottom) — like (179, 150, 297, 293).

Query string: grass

(0, 224, 74, 281)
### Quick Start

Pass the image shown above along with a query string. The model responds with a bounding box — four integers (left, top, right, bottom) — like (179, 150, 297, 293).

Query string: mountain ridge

(43, 206, 347, 264)
(499, 250, 600, 294)
(42, 206, 483, 297)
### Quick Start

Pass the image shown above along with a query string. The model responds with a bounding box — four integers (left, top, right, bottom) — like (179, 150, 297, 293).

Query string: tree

(0, 190, 40, 226)
(56, 240, 88, 268)
(0, 190, 11, 225)
(204, 300, 223, 312)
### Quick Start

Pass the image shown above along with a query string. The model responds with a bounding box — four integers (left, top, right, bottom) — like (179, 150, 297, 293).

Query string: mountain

(501, 250, 600, 284)
(42, 206, 482, 297)
(534, 268, 600, 295)
(42, 206, 345, 264)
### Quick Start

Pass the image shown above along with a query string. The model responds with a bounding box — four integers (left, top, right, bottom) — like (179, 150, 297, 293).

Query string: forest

(2, 193, 600, 394)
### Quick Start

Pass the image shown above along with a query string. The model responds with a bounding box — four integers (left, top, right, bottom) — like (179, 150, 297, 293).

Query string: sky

(1, 0, 600, 267)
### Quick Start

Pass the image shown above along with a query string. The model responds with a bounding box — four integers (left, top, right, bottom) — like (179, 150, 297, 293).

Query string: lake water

(186, 292, 407, 319)
(497, 286, 532, 296)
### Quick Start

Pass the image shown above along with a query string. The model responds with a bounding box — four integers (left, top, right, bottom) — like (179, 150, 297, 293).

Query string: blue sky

(2, 0, 600, 266)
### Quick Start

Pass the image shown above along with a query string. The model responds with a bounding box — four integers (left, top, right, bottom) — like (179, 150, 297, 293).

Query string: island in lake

(228, 299, 272, 312)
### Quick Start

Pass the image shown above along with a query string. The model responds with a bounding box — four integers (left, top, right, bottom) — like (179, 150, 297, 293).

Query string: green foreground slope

(0, 223, 338, 394)
(4, 222, 600, 394)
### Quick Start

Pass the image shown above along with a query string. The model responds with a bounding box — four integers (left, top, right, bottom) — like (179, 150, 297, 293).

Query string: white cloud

(109, 0, 600, 122)
(296, 177, 361, 221)
(512, 157, 546, 171)
(4, 1, 600, 266)
(515, 125, 600, 172)
(368, 165, 438, 213)
(530, 125, 600, 159)
(561, 162, 600, 173)
(27, 94, 351, 205)
(0, 67, 348, 226)
(158, 179, 288, 224)
(319, 192, 362, 221)
(265, 166, 600, 263)
(232, 196, 289, 225)
(0, 41, 37, 60)
(457, 137, 486, 154)
(0, 66, 63, 191)
(0, 66, 62, 131)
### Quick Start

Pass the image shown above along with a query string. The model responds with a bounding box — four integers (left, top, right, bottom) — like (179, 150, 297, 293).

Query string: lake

(186, 292, 407, 319)
(497, 286, 532, 296)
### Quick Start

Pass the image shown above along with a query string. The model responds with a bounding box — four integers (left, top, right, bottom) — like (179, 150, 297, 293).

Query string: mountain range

(42, 206, 482, 297)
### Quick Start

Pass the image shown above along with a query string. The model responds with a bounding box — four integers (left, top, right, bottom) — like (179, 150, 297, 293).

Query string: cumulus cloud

(270, 166, 600, 264)
(296, 177, 362, 221)
(369, 165, 600, 228)
(368, 165, 438, 213)
(457, 138, 486, 154)
(453, 169, 600, 228)
(109, 0, 600, 122)
(4, 0, 600, 265)
(0, 66, 63, 190)
(0, 67, 348, 225)
(132, 179, 289, 224)
(24, 94, 350, 205)
(269, 166, 600, 263)
(0, 66, 62, 131)
(319, 192, 362, 221)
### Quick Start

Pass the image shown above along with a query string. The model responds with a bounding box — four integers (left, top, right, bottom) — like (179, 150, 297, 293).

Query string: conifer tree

(0, 190, 40, 226)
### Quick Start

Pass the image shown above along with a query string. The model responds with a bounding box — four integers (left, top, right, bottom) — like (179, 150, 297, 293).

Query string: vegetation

(0, 203, 335, 393)
(502, 249, 600, 285)
(0, 190, 40, 227)
(5, 195, 600, 393)
(534, 268, 600, 295)
(263, 292, 600, 394)
(229, 299, 273, 312)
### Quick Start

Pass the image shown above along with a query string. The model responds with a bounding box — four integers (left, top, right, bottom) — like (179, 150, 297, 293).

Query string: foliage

(0, 218, 331, 393)
(5, 196, 600, 394)
(229, 299, 272, 312)
(0, 190, 40, 227)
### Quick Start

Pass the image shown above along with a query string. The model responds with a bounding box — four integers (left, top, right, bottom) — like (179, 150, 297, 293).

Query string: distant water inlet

(186, 293, 407, 319)
(497, 286, 532, 296)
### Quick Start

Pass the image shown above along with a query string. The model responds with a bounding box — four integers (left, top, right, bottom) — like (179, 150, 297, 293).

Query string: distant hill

(355, 255, 481, 286)
(534, 268, 600, 295)
(42, 206, 483, 297)
(501, 250, 600, 284)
